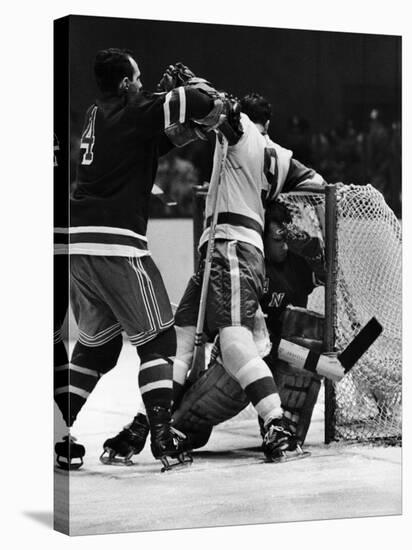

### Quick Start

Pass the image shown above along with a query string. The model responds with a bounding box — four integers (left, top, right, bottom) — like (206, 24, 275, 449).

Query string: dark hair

(264, 201, 292, 238)
(240, 92, 272, 125)
(94, 48, 135, 94)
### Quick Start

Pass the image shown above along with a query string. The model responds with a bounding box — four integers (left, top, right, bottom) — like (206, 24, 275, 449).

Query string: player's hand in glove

(157, 62, 197, 92)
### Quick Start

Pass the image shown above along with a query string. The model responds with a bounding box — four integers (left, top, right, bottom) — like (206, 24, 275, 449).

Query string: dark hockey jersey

(54, 132, 69, 254)
(70, 87, 213, 257)
(261, 253, 318, 346)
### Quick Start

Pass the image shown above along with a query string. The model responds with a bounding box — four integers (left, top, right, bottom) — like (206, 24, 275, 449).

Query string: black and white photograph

(52, 12, 402, 536)
(2, 2, 408, 548)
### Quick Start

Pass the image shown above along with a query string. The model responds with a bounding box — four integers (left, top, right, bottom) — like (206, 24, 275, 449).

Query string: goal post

(324, 184, 338, 443)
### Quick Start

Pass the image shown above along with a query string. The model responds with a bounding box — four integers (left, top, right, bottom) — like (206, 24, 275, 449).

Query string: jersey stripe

(163, 91, 171, 128)
(199, 225, 264, 253)
(206, 212, 263, 236)
(69, 226, 147, 241)
(163, 88, 185, 128)
(69, 243, 151, 257)
(70, 232, 148, 250)
(68, 226, 149, 257)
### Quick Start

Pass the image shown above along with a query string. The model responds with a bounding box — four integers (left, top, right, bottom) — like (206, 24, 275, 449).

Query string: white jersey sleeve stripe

(163, 91, 172, 128)
(178, 87, 186, 123)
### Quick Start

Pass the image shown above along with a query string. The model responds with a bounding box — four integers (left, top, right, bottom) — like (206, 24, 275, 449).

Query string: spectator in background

(365, 108, 390, 196)
(151, 155, 200, 218)
(388, 120, 402, 218)
(284, 115, 313, 166)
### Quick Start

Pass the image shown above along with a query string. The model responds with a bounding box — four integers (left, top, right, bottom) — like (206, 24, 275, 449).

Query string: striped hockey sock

(139, 354, 174, 415)
(54, 360, 100, 427)
(54, 338, 122, 427)
(220, 328, 282, 425)
(229, 356, 283, 425)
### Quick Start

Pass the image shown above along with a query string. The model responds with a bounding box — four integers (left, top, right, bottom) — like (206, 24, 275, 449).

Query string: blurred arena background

(67, 16, 401, 220)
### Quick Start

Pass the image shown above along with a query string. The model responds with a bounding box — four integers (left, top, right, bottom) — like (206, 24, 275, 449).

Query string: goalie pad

(270, 306, 324, 442)
(173, 306, 324, 446)
(173, 354, 321, 447)
(172, 359, 249, 434)
(270, 359, 322, 445)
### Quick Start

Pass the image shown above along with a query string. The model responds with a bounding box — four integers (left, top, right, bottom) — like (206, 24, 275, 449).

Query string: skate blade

(160, 453, 193, 473)
(56, 456, 84, 471)
(267, 450, 311, 464)
(99, 450, 134, 467)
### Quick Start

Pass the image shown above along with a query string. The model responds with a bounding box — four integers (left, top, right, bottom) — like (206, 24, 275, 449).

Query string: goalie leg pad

(272, 359, 321, 444)
(172, 359, 249, 434)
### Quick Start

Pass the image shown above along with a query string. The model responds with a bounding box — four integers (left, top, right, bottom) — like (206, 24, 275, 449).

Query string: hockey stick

(277, 317, 383, 382)
(186, 133, 229, 385)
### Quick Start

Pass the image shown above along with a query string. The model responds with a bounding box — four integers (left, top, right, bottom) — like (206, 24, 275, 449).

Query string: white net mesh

(281, 184, 402, 442)
(332, 185, 401, 441)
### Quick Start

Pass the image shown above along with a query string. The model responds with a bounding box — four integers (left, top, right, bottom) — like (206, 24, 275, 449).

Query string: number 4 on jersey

(80, 106, 98, 165)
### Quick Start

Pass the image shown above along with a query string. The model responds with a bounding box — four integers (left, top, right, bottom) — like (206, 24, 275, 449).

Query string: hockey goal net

(192, 183, 402, 443)
(279, 184, 402, 443)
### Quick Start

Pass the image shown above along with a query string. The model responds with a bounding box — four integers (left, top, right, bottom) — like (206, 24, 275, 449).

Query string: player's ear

(118, 76, 130, 93)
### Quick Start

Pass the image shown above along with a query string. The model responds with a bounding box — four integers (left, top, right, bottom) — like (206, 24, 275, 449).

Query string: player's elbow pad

(164, 121, 207, 147)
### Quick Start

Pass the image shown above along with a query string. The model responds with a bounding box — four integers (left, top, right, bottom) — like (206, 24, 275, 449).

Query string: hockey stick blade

(337, 317, 383, 373)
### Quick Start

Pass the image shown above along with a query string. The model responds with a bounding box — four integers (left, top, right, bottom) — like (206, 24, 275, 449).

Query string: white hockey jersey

(199, 113, 323, 254)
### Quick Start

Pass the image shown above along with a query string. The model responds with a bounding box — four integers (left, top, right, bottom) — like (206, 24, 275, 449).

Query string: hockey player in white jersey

(173, 92, 325, 461)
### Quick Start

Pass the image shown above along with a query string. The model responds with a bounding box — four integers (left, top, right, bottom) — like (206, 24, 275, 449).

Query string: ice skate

(263, 416, 310, 463)
(149, 406, 193, 472)
(100, 413, 149, 466)
(55, 435, 85, 470)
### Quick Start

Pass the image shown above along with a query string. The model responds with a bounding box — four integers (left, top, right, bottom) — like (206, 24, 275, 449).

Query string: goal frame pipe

(324, 184, 338, 444)
(279, 183, 338, 442)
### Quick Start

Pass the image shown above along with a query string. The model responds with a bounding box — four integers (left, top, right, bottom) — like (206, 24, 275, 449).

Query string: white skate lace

(170, 427, 187, 440)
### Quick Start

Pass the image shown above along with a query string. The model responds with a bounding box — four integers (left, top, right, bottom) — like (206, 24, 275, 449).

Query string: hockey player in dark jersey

(261, 201, 325, 352)
(53, 131, 86, 469)
(54, 50, 238, 471)
(258, 200, 325, 451)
